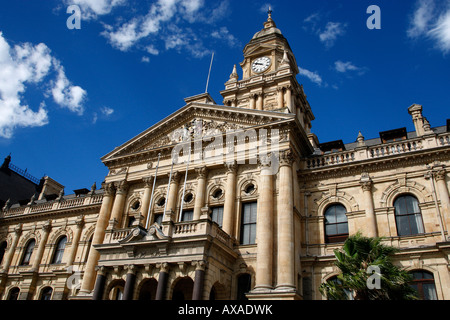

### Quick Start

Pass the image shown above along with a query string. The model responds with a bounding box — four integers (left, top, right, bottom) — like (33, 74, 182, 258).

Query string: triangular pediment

(244, 43, 280, 57)
(101, 102, 295, 163)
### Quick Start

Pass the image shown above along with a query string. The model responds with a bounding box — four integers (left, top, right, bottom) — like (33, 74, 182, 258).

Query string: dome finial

(264, 6, 276, 29)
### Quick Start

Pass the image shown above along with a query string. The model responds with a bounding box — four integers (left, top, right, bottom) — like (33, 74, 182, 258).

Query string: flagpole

(145, 153, 161, 230)
(205, 52, 215, 93)
(179, 143, 192, 221)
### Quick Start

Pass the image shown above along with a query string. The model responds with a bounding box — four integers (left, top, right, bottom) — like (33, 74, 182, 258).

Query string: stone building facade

(0, 13, 449, 301)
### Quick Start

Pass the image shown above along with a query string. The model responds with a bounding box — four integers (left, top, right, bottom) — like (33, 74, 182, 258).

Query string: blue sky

(0, 0, 449, 194)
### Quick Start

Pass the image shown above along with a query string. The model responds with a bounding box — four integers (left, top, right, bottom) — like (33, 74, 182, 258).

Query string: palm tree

(319, 233, 418, 300)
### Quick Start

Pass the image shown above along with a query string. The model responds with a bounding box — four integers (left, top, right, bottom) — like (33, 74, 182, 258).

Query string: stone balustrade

(304, 132, 449, 170)
(2, 194, 103, 218)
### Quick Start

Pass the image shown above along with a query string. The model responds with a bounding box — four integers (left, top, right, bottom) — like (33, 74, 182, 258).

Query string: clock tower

(220, 10, 315, 135)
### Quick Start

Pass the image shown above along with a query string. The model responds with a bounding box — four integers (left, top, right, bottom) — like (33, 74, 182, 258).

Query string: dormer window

(319, 140, 345, 154)
(379, 128, 407, 144)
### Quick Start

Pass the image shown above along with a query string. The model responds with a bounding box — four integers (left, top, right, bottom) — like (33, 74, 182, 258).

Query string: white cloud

(211, 27, 240, 47)
(50, 60, 86, 115)
(298, 67, 323, 86)
(101, 106, 115, 116)
(319, 22, 346, 48)
(334, 60, 367, 75)
(408, 0, 450, 54)
(63, 0, 126, 20)
(101, 0, 233, 57)
(0, 32, 86, 138)
(141, 56, 150, 63)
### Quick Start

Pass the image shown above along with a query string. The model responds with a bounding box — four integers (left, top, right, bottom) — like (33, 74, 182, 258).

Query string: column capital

(195, 166, 208, 179)
(258, 154, 272, 169)
(115, 180, 129, 195)
(192, 260, 207, 272)
(157, 262, 170, 273)
(225, 162, 238, 174)
(435, 169, 447, 182)
(102, 182, 116, 196)
(168, 171, 181, 184)
(360, 173, 373, 191)
(75, 215, 85, 228)
(95, 266, 108, 276)
(42, 220, 52, 233)
(142, 176, 154, 188)
(14, 223, 23, 235)
(279, 149, 294, 167)
(125, 264, 137, 275)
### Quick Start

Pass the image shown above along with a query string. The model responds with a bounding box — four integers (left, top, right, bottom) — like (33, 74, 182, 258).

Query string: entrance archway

(171, 277, 194, 300)
(138, 278, 158, 300)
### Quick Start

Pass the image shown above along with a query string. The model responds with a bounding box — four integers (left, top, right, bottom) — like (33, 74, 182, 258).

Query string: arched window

(40, 287, 53, 300)
(52, 236, 67, 264)
(410, 270, 438, 300)
(8, 287, 20, 300)
(0, 241, 7, 266)
(324, 204, 349, 243)
(394, 195, 424, 236)
(21, 239, 36, 266)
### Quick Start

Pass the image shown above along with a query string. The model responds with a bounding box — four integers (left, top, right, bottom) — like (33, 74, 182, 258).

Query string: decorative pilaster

(285, 85, 293, 112)
(67, 216, 84, 267)
(434, 168, 450, 234)
(276, 149, 295, 291)
(223, 162, 238, 237)
(277, 87, 284, 109)
(256, 92, 263, 110)
(31, 220, 52, 271)
(194, 167, 208, 220)
(79, 182, 115, 295)
(254, 156, 274, 291)
(0, 223, 22, 273)
(360, 173, 378, 238)
(249, 94, 256, 110)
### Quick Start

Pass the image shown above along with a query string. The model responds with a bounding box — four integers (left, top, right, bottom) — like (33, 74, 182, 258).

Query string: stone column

(360, 173, 378, 238)
(285, 86, 293, 112)
(277, 87, 284, 109)
(123, 265, 137, 300)
(79, 182, 115, 295)
(192, 260, 207, 300)
(166, 172, 181, 216)
(223, 162, 238, 237)
(92, 266, 108, 300)
(66, 216, 84, 267)
(254, 157, 274, 290)
(31, 220, 51, 271)
(193, 167, 207, 221)
(249, 94, 256, 110)
(110, 180, 129, 228)
(1, 224, 22, 273)
(141, 176, 154, 227)
(155, 263, 169, 300)
(256, 92, 263, 110)
(435, 169, 450, 233)
(276, 150, 295, 291)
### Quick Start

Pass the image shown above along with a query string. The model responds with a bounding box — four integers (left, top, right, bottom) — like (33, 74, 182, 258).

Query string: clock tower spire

(220, 11, 315, 134)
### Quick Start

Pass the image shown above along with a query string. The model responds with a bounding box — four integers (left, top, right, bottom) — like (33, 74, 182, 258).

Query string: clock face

(251, 57, 271, 73)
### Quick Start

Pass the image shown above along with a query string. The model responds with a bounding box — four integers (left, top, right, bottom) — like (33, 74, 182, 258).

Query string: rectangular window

(211, 206, 224, 227)
(181, 210, 194, 222)
(240, 202, 257, 245)
(154, 214, 163, 225)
